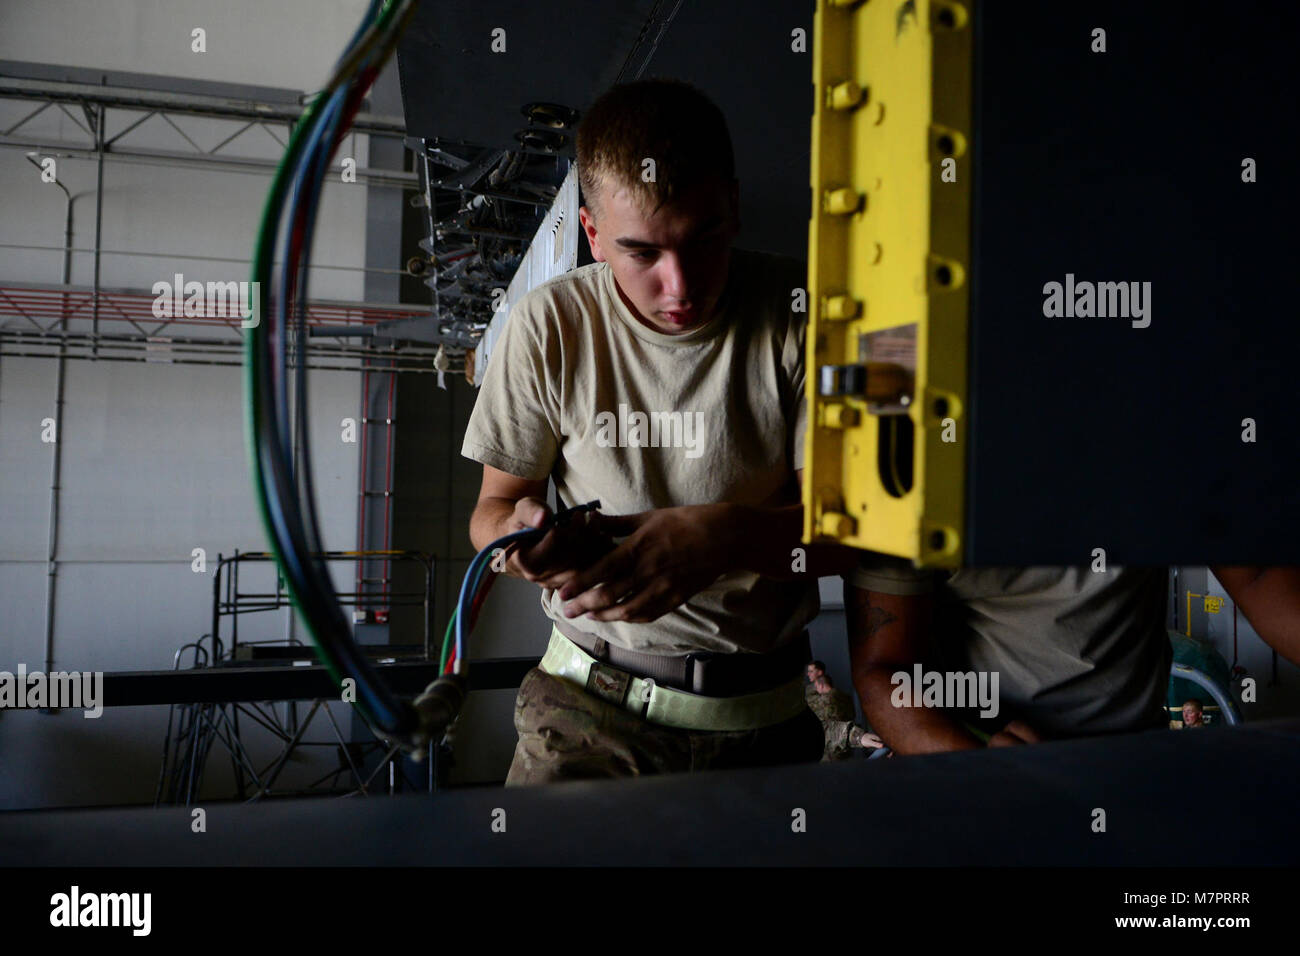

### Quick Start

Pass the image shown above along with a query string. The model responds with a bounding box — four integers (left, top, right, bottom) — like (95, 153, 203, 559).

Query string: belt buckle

(687, 651, 714, 695)
(586, 661, 632, 706)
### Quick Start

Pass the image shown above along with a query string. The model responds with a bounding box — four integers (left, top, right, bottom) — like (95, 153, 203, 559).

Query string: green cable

(439, 609, 457, 673)
(244, 0, 410, 705)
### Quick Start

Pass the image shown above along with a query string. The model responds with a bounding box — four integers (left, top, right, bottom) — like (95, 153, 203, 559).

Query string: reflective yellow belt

(539, 626, 808, 732)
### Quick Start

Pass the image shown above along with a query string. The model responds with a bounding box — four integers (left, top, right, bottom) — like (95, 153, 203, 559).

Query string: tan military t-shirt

(462, 247, 819, 655)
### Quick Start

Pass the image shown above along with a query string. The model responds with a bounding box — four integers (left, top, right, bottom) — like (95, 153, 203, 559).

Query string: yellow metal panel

(804, 0, 973, 567)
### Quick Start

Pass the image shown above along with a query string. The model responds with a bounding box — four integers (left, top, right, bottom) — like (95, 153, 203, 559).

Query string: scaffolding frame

(155, 550, 441, 805)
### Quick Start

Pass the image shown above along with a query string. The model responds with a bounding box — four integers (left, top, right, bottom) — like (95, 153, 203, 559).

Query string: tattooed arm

(845, 582, 986, 754)
(1211, 566, 1300, 666)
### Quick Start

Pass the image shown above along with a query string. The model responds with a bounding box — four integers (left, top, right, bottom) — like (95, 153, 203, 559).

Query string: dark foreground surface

(4, 718, 1298, 866)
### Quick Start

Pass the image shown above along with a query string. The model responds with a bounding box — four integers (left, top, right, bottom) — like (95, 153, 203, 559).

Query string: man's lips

(662, 307, 699, 322)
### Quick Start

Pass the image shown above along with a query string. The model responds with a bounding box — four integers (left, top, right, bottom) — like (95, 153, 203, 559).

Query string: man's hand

(850, 727, 884, 750)
(500, 497, 615, 590)
(987, 719, 1043, 747)
(555, 503, 739, 623)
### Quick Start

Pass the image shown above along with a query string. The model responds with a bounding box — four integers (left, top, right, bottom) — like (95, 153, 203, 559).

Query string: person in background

(806, 663, 883, 760)
(1177, 698, 1205, 729)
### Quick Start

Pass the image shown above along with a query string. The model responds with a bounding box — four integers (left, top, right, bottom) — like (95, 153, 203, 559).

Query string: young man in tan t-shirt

(461, 79, 855, 785)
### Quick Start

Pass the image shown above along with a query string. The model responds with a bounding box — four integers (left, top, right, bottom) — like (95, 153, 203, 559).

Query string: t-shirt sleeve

(460, 298, 559, 480)
(781, 261, 810, 472)
(789, 316, 808, 472)
(843, 552, 937, 595)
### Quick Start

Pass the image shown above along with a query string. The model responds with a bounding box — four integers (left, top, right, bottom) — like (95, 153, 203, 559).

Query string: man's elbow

(467, 502, 495, 553)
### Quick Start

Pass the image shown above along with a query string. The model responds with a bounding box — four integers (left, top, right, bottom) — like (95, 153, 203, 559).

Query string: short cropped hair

(576, 78, 735, 222)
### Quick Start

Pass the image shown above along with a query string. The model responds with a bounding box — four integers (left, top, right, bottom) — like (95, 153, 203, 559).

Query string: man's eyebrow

(613, 216, 725, 249)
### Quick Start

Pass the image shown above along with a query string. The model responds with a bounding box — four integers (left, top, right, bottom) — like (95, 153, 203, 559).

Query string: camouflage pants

(504, 667, 825, 787)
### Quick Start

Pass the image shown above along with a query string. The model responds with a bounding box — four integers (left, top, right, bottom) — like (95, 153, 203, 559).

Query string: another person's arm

(1212, 566, 1300, 665)
(846, 581, 1043, 752)
(845, 582, 987, 754)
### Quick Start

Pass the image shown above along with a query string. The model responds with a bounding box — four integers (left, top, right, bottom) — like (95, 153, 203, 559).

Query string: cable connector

(407, 673, 468, 756)
(553, 498, 601, 528)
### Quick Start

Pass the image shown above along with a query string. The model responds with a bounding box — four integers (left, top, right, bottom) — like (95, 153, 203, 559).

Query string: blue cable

(454, 529, 540, 669)
(452, 499, 604, 667)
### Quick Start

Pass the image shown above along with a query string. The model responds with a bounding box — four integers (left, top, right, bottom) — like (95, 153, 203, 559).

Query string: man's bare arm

(1211, 565, 1300, 666)
(730, 495, 862, 580)
(469, 465, 547, 556)
(469, 464, 612, 588)
(845, 583, 985, 754)
(687, 467, 864, 579)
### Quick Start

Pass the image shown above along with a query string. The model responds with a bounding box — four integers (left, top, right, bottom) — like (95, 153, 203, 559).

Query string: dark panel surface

(396, 1, 664, 151)
(968, 0, 1300, 564)
(397, 0, 817, 259)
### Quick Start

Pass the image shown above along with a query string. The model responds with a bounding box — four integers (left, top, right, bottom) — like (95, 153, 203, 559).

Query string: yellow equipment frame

(803, 0, 973, 567)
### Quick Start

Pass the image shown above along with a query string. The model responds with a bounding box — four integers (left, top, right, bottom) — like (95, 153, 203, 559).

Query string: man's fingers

(511, 520, 617, 583)
(988, 718, 1042, 748)
(987, 729, 1020, 747)
(555, 546, 635, 602)
(512, 528, 565, 578)
(535, 571, 577, 591)
(1004, 719, 1042, 743)
(588, 511, 645, 538)
(510, 498, 552, 532)
(584, 582, 673, 623)
(558, 583, 613, 617)
(561, 574, 639, 617)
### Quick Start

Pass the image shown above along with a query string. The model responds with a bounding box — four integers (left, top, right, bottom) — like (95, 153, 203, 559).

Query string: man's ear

(579, 204, 605, 263)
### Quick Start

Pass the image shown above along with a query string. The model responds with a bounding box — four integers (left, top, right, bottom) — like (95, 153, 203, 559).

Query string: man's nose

(659, 252, 692, 301)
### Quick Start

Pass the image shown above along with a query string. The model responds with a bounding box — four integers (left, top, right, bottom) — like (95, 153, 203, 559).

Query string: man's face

(1182, 704, 1203, 726)
(806, 664, 823, 683)
(579, 176, 740, 336)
